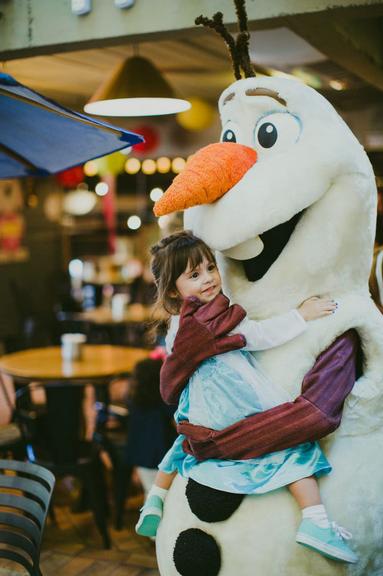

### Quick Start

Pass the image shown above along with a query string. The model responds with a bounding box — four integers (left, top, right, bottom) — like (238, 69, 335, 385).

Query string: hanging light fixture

(84, 56, 191, 117)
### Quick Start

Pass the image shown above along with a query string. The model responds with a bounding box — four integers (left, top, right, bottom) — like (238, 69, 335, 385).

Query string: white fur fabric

(156, 77, 383, 575)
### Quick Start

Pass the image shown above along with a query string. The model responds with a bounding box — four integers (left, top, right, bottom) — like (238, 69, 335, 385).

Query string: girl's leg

(136, 467, 160, 498)
(135, 470, 177, 537)
(155, 470, 177, 489)
(289, 475, 329, 528)
(288, 476, 321, 509)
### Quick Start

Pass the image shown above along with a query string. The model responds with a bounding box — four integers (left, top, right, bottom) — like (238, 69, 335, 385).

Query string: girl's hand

(297, 296, 337, 321)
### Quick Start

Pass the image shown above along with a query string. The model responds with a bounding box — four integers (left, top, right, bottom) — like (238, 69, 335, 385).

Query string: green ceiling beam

(0, 0, 382, 60)
(289, 7, 383, 91)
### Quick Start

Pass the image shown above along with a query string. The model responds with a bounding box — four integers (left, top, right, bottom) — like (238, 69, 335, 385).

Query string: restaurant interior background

(0, 2, 383, 572)
(1, 1, 383, 354)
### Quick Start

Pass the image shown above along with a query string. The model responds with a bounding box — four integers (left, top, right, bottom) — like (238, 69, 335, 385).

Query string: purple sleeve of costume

(177, 330, 360, 460)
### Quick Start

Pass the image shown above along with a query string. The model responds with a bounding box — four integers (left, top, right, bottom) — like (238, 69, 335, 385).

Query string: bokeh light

(150, 187, 164, 202)
(156, 157, 171, 174)
(127, 215, 142, 230)
(142, 159, 156, 175)
(125, 157, 141, 174)
(172, 157, 186, 173)
(83, 161, 98, 177)
(95, 182, 109, 196)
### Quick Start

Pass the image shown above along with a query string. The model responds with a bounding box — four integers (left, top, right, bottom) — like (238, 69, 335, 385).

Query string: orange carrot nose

(153, 142, 257, 216)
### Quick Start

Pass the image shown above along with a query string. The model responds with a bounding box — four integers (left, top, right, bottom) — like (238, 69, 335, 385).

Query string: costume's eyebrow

(223, 92, 235, 105)
(245, 88, 287, 106)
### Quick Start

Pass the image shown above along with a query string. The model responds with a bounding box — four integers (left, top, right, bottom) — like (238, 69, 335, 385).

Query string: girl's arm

(236, 296, 337, 351)
(235, 309, 306, 351)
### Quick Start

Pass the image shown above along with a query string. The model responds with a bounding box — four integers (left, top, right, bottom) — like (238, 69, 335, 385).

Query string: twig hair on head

(195, 0, 255, 80)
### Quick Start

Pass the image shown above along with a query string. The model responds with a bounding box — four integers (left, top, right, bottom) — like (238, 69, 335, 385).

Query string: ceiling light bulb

(64, 189, 97, 215)
(329, 79, 346, 91)
(127, 215, 142, 230)
(95, 182, 109, 196)
(156, 157, 171, 173)
(125, 158, 141, 174)
(142, 159, 156, 175)
(84, 160, 99, 176)
(172, 157, 186, 174)
(150, 187, 164, 202)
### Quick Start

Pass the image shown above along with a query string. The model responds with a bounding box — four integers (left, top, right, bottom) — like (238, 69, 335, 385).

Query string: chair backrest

(0, 458, 55, 575)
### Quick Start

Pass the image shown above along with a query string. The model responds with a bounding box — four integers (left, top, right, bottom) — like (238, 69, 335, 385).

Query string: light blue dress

(159, 312, 331, 494)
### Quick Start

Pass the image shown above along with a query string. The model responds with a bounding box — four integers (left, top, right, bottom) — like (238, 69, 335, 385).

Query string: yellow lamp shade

(177, 98, 216, 132)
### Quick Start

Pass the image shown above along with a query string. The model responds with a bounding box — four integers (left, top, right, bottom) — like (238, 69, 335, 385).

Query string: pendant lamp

(84, 56, 191, 117)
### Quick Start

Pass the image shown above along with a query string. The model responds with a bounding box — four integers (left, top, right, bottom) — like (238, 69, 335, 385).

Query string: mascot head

(154, 0, 377, 317)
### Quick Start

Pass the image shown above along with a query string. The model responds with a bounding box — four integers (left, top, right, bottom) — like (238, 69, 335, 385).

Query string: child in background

(125, 354, 176, 499)
(135, 230, 357, 564)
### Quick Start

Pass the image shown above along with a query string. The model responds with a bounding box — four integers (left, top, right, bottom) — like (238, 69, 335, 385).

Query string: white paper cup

(61, 333, 87, 361)
(111, 293, 128, 320)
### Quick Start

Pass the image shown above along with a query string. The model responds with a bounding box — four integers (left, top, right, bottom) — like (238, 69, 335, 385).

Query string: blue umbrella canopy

(0, 73, 144, 179)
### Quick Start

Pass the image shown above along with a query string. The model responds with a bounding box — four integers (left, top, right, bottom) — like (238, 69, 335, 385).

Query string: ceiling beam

(1, 0, 382, 61)
(288, 9, 383, 91)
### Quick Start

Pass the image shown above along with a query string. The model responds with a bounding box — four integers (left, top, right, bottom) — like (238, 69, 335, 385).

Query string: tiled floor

(1, 491, 160, 576)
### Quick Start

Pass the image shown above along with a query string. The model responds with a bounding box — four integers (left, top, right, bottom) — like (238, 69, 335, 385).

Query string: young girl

(136, 231, 357, 564)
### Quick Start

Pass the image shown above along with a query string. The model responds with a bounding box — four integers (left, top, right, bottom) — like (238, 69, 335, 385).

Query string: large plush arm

(160, 294, 246, 405)
(177, 329, 360, 460)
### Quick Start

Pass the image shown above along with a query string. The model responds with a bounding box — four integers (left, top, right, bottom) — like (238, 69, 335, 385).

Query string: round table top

(73, 304, 164, 325)
(0, 345, 150, 383)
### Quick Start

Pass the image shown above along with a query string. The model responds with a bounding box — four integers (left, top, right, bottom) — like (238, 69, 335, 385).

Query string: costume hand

(160, 294, 246, 405)
(179, 294, 246, 355)
(297, 296, 337, 321)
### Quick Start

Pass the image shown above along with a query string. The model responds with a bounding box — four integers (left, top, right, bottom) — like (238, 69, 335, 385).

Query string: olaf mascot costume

(153, 2, 383, 575)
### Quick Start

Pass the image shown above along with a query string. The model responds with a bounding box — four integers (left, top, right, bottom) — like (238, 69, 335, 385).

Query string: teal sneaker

(296, 519, 358, 563)
(135, 495, 163, 537)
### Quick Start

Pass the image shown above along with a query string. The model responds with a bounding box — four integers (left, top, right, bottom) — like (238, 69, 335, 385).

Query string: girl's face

(175, 257, 222, 304)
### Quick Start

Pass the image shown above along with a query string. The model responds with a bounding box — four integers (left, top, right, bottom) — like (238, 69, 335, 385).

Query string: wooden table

(0, 345, 151, 468)
(75, 304, 155, 326)
(59, 305, 163, 347)
(0, 345, 150, 385)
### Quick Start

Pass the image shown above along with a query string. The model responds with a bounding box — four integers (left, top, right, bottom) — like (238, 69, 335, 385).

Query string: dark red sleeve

(160, 295, 246, 405)
(177, 330, 360, 460)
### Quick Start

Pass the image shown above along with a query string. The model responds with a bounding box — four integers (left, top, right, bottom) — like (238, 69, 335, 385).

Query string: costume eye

(254, 112, 301, 152)
(257, 123, 277, 148)
(221, 129, 236, 143)
(220, 121, 241, 144)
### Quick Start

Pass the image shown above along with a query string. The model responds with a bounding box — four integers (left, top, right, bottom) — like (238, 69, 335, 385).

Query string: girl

(136, 231, 357, 564)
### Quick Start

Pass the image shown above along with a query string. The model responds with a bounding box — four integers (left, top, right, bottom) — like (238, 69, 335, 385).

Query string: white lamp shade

(85, 97, 190, 117)
(85, 56, 191, 117)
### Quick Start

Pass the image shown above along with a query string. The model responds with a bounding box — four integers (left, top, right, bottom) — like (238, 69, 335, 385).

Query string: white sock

(302, 504, 330, 528)
(146, 485, 168, 502)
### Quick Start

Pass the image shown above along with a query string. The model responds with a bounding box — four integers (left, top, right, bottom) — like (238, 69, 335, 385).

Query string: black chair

(16, 383, 111, 549)
(94, 401, 133, 530)
(0, 458, 55, 576)
(0, 374, 27, 459)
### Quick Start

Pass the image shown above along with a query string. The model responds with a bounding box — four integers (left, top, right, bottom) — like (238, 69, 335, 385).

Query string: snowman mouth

(242, 210, 304, 282)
